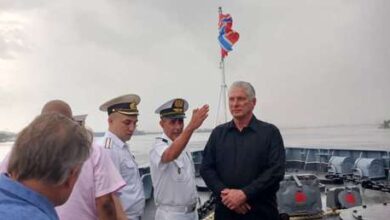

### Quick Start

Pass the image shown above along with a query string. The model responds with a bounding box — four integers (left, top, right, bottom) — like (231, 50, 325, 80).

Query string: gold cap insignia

(173, 99, 184, 113)
(130, 102, 137, 111)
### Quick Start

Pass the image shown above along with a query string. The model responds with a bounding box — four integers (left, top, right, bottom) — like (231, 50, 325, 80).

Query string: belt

(158, 203, 197, 213)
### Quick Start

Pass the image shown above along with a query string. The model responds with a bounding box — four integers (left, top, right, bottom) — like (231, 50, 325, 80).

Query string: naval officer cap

(155, 98, 188, 119)
(99, 94, 140, 116)
(73, 114, 87, 126)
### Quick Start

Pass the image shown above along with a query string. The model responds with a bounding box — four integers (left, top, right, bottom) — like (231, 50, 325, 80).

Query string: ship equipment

(277, 174, 323, 219)
(326, 186, 362, 209)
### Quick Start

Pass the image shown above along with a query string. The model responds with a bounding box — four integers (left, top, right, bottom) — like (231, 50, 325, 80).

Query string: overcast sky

(1, 0, 389, 132)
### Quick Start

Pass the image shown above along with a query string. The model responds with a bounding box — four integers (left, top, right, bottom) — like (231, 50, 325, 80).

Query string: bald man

(41, 100, 73, 118)
(0, 100, 127, 220)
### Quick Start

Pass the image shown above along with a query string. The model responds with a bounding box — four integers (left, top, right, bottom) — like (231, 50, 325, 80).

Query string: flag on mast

(218, 11, 239, 59)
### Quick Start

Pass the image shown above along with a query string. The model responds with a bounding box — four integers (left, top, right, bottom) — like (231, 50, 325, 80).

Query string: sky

(1, 0, 389, 133)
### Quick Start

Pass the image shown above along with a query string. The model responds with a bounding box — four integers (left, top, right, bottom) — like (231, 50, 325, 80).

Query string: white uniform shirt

(99, 131, 145, 219)
(149, 133, 198, 207)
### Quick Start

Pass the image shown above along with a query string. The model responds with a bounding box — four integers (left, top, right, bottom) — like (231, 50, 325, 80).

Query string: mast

(216, 7, 228, 125)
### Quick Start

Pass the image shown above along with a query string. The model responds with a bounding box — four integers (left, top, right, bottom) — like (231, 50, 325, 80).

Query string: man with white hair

(201, 81, 286, 220)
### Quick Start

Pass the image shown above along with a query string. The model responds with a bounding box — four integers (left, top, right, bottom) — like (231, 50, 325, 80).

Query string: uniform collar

(105, 130, 127, 149)
(0, 174, 58, 220)
(159, 132, 172, 144)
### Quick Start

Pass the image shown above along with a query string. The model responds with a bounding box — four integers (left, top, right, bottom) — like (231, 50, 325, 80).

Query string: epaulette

(104, 137, 112, 149)
(156, 137, 168, 143)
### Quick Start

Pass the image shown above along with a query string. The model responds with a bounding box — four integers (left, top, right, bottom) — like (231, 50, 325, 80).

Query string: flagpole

(216, 7, 228, 125)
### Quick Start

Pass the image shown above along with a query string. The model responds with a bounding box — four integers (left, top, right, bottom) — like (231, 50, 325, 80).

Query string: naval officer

(149, 98, 209, 220)
(98, 94, 145, 220)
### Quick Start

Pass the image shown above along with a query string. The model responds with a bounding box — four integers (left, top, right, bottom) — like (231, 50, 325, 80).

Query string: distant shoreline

(0, 131, 15, 143)
(2, 123, 388, 143)
(0, 129, 214, 142)
(93, 128, 213, 137)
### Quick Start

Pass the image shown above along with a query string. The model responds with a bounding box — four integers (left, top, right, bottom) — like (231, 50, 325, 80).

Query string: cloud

(0, 19, 31, 59)
(0, 0, 389, 132)
(0, 0, 49, 10)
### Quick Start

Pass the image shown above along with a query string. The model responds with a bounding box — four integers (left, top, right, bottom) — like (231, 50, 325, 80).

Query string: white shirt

(149, 133, 198, 207)
(99, 131, 145, 219)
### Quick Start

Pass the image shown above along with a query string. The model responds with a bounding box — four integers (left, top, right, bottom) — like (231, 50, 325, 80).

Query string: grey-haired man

(201, 81, 285, 220)
(150, 98, 208, 220)
(0, 113, 91, 220)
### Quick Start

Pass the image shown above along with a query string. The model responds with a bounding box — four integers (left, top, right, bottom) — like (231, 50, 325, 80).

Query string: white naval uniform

(100, 131, 145, 220)
(149, 133, 198, 220)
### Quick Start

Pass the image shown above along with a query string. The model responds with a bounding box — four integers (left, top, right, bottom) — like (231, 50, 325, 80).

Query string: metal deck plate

(339, 203, 390, 220)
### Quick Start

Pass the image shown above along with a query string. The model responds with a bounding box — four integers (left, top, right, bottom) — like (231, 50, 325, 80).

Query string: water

(282, 124, 390, 150)
(1, 124, 390, 165)
(0, 132, 212, 166)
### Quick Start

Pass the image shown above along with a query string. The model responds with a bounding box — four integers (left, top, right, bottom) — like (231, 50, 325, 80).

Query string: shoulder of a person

(212, 121, 231, 133)
(255, 119, 280, 133)
(91, 142, 114, 161)
(151, 136, 169, 149)
(150, 137, 169, 156)
(5, 205, 54, 220)
(155, 136, 169, 144)
(96, 136, 118, 150)
(92, 136, 105, 148)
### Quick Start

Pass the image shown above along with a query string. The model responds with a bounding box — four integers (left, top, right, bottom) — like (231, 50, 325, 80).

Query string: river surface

(1, 124, 390, 166)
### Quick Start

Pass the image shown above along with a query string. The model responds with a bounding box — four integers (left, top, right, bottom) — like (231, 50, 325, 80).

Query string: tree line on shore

(0, 131, 15, 142)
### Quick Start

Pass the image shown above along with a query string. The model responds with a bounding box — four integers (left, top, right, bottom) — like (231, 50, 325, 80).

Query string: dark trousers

(214, 202, 279, 220)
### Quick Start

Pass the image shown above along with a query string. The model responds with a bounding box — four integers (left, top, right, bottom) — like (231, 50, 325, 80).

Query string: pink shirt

(56, 143, 125, 220)
(0, 143, 126, 220)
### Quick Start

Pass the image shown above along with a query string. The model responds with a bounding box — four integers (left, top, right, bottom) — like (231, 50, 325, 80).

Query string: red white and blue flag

(218, 12, 239, 58)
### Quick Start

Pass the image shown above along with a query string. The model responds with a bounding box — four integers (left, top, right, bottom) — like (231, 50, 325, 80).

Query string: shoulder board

(104, 137, 112, 149)
(156, 137, 168, 143)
